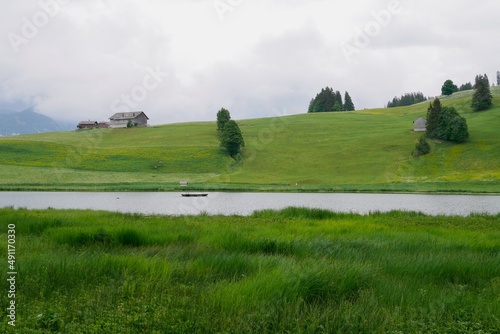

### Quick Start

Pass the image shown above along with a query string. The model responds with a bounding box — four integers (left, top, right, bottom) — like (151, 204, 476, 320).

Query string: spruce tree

(323, 87, 335, 112)
(308, 98, 315, 113)
(334, 91, 343, 109)
(312, 89, 327, 112)
(333, 101, 342, 111)
(471, 74, 493, 111)
(497, 71, 500, 86)
(344, 91, 355, 111)
(426, 98, 442, 139)
(413, 135, 431, 157)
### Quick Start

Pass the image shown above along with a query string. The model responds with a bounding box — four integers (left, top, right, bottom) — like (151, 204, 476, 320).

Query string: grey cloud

(1, 0, 499, 125)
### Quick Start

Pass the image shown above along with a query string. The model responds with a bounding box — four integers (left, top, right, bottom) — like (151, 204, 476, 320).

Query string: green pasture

(0, 208, 498, 333)
(0, 87, 499, 192)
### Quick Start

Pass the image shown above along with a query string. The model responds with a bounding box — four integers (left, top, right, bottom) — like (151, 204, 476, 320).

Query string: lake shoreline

(0, 181, 499, 195)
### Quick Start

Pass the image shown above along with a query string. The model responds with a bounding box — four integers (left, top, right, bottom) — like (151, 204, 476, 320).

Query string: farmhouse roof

(109, 111, 149, 121)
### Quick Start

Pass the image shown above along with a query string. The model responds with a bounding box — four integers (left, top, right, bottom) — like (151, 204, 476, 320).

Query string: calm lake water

(0, 192, 499, 216)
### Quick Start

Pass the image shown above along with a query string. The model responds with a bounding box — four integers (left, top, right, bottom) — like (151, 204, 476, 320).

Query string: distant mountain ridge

(0, 108, 64, 136)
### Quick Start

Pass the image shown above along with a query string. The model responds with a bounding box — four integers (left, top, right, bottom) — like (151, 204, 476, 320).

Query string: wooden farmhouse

(413, 117, 427, 132)
(77, 121, 98, 130)
(77, 121, 110, 130)
(109, 111, 149, 128)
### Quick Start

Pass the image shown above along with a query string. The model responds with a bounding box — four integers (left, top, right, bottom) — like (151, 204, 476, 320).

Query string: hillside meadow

(0, 208, 499, 333)
(0, 87, 498, 192)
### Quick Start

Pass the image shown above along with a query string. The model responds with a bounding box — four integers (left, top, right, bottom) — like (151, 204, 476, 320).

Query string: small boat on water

(179, 181, 208, 197)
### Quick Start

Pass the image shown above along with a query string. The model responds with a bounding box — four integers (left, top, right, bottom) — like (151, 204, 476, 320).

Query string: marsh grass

(0, 207, 499, 333)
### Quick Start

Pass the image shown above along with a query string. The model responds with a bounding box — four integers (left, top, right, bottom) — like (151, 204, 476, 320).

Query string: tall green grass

(1, 208, 498, 333)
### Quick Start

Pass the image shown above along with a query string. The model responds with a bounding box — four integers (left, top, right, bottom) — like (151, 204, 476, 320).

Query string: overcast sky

(1, 0, 499, 125)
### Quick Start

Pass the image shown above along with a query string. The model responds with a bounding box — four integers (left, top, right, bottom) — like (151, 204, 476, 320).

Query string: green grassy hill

(0, 87, 499, 192)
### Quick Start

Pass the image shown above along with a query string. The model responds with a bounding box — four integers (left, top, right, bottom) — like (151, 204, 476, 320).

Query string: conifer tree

(333, 101, 342, 111)
(471, 74, 493, 112)
(426, 98, 442, 139)
(344, 92, 355, 111)
(308, 98, 315, 113)
(334, 91, 343, 109)
(413, 135, 431, 157)
(323, 87, 335, 112)
(312, 88, 327, 112)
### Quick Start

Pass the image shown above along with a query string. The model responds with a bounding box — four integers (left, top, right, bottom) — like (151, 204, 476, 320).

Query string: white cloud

(1, 0, 499, 125)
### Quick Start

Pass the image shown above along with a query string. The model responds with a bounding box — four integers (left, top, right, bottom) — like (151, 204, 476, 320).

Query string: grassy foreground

(0, 88, 499, 193)
(1, 208, 499, 333)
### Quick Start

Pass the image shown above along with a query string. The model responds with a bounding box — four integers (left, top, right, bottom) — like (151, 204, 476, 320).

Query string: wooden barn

(413, 117, 427, 132)
(109, 112, 149, 128)
(77, 121, 98, 130)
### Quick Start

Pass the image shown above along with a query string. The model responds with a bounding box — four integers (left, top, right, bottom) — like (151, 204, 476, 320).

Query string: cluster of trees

(441, 74, 493, 111)
(458, 82, 473, 91)
(441, 80, 474, 96)
(414, 98, 470, 157)
(415, 72, 495, 156)
(387, 92, 427, 108)
(441, 75, 497, 97)
(471, 74, 493, 112)
(308, 87, 355, 113)
(216, 108, 244, 158)
(427, 98, 469, 142)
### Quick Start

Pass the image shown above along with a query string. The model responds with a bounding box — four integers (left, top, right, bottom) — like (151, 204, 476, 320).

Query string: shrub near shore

(0, 208, 499, 333)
